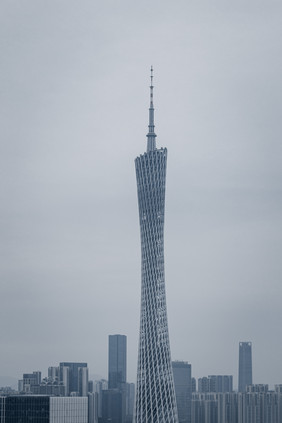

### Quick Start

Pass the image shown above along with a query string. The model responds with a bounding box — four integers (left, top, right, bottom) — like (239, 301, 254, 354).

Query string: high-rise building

(50, 397, 88, 422)
(172, 361, 192, 423)
(126, 383, 135, 423)
(101, 389, 123, 423)
(78, 366, 89, 396)
(94, 379, 108, 419)
(61, 365, 70, 396)
(191, 390, 282, 423)
(59, 362, 88, 396)
(48, 366, 59, 382)
(88, 380, 94, 393)
(198, 375, 233, 393)
(238, 342, 252, 392)
(105, 334, 127, 423)
(134, 68, 178, 423)
(18, 370, 41, 394)
(88, 392, 99, 423)
(208, 375, 233, 393)
(108, 334, 127, 390)
(32, 381, 66, 396)
(198, 377, 210, 394)
(0, 396, 88, 423)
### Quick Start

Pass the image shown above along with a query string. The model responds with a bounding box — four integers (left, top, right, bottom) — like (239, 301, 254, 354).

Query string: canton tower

(134, 68, 179, 423)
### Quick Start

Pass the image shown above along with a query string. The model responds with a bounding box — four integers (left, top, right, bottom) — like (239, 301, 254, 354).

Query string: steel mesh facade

(134, 147, 178, 423)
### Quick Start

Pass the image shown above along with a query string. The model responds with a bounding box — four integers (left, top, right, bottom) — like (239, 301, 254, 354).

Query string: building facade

(101, 389, 123, 423)
(126, 383, 135, 423)
(172, 361, 192, 423)
(238, 342, 252, 392)
(198, 375, 233, 393)
(0, 396, 88, 423)
(191, 389, 282, 423)
(102, 334, 128, 423)
(59, 362, 88, 396)
(49, 397, 88, 422)
(108, 334, 127, 390)
(134, 68, 178, 423)
(18, 371, 41, 394)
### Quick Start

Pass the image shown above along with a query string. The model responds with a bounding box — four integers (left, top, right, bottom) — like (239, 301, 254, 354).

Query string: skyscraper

(238, 342, 252, 392)
(172, 361, 192, 423)
(78, 366, 89, 396)
(134, 68, 178, 423)
(59, 362, 88, 396)
(104, 334, 127, 423)
(197, 375, 233, 393)
(108, 334, 127, 389)
(101, 390, 123, 423)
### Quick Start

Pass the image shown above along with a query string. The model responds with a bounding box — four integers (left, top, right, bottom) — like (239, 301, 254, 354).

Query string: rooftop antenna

(147, 66, 157, 152)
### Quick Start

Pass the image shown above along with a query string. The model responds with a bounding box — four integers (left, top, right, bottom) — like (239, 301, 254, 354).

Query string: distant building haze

(108, 334, 127, 390)
(238, 342, 253, 392)
(172, 361, 192, 423)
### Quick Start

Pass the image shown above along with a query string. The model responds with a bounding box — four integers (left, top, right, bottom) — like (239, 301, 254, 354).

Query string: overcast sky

(1, 0, 282, 389)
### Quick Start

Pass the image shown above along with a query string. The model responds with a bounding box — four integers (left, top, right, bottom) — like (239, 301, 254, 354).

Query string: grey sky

(1, 0, 282, 388)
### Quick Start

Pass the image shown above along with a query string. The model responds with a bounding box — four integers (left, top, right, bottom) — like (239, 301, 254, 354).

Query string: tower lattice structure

(134, 68, 179, 423)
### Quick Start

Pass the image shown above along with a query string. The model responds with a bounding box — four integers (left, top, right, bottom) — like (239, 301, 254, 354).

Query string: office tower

(48, 366, 59, 382)
(0, 396, 88, 422)
(88, 392, 99, 423)
(88, 380, 94, 393)
(108, 334, 127, 389)
(94, 379, 108, 419)
(192, 390, 282, 423)
(172, 361, 192, 423)
(126, 383, 135, 423)
(61, 365, 70, 396)
(2, 396, 49, 422)
(198, 377, 210, 393)
(50, 397, 88, 422)
(238, 342, 252, 392)
(59, 362, 88, 396)
(198, 375, 233, 393)
(101, 389, 123, 423)
(191, 378, 196, 393)
(78, 366, 89, 396)
(106, 334, 127, 423)
(18, 371, 41, 393)
(134, 68, 178, 423)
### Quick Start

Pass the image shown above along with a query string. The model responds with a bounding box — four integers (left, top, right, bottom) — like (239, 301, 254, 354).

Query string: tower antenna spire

(150, 65, 154, 107)
(147, 65, 157, 152)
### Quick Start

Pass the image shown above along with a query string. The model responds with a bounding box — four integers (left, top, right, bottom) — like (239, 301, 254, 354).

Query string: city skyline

(2, 354, 282, 422)
(1, 0, 282, 388)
